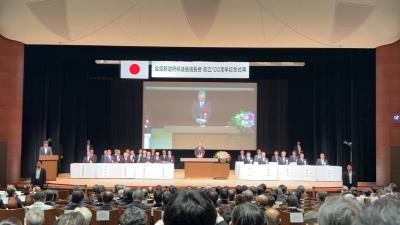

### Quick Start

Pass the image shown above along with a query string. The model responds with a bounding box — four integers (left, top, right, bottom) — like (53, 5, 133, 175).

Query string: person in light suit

(39, 140, 53, 155)
(258, 152, 269, 165)
(254, 149, 262, 162)
(278, 151, 289, 165)
(315, 153, 328, 166)
(289, 150, 298, 163)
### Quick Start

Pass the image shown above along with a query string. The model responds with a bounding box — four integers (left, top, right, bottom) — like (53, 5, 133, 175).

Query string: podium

(180, 158, 230, 179)
(39, 155, 59, 181)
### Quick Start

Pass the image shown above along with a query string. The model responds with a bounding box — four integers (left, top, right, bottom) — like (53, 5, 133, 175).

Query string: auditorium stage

(48, 169, 343, 189)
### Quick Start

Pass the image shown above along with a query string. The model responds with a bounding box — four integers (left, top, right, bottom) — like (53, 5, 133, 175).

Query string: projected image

(143, 82, 257, 150)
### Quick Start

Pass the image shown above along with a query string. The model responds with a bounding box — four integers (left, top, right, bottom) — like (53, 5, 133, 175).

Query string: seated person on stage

(83, 150, 96, 163)
(136, 149, 143, 163)
(139, 150, 147, 163)
(343, 163, 357, 188)
(151, 149, 156, 157)
(315, 152, 328, 166)
(237, 150, 245, 161)
(258, 152, 269, 164)
(271, 150, 279, 162)
(96, 191, 115, 211)
(254, 149, 262, 162)
(129, 150, 136, 163)
(278, 150, 289, 165)
(144, 151, 153, 163)
(194, 141, 205, 158)
(297, 152, 307, 165)
(123, 152, 132, 163)
(31, 161, 46, 189)
(114, 149, 124, 163)
(101, 149, 112, 163)
(243, 151, 253, 164)
(289, 150, 298, 163)
(152, 152, 161, 163)
(167, 150, 175, 163)
(160, 149, 168, 161)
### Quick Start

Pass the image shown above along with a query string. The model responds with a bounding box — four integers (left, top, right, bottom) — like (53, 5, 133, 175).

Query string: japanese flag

(120, 60, 149, 79)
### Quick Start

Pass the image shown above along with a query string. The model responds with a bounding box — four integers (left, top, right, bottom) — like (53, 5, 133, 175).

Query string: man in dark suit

(123, 152, 132, 163)
(124, 189, 150, 210)
(289, 150, 298, 163)
(254, 149, 262, 162)
(129, 150, 136, 163)
(100, 150, 107, 163)
(278, 151, 289, 165)
(271, 150, 279, 162)
(160, 149, 168, 162)
(243, 152, 253, 164)
(167, 150, 175, 163)
(192, 90, 212, 126)
(96, 191, 115, 211)
(297, 152, 307, 165)
(237, 150, 245, 162)
(152, 152, 161, 163)
(136, 149, 143, 163)
(114, 149, 124, 163)
(293, 141, 303, 155)
(315, 153, 328, 166)
(343, 163, 357, 188)
(258, 152, 269, 165)
(39, 140, 53, 155)
(82, 150, 96, 163)
(31, 161, 46, 189)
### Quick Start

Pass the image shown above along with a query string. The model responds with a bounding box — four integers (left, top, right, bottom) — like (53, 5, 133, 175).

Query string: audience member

(318, 196, 362, 225)
(231, 203, 264, 225)
(353, 199, 400, 225)
(25, 208, 45, 225)
(0, 218, 22, 225)
(265, 208, 280, 225)
(72, 207, 92, 225)
(96, 191, 115, 210)
(55, 212, 85, 225)
(28, 191, 53, 210)
(119, 207, 147, 225)
(124, 189, 150, 210)
(65, 191, 85, 211)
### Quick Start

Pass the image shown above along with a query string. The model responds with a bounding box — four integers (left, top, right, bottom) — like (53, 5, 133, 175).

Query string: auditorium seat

(43, 208, 57, 225)
(55, 207, 65, 217)
(145, 209, 152, 225)
(153, 209, 163, 224)
(0, 208, 25, 222)
(90, 208, 119, 225)
(280, 211, 305, 225)
(57, 190, 70, 200)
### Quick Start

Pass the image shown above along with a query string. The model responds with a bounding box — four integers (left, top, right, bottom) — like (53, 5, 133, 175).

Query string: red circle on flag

(129, 64, 140, 75)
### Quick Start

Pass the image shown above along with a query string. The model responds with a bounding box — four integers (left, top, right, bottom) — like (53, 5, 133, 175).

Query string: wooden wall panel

(0, 35, 24, 183)
(376, 39, 400, 185)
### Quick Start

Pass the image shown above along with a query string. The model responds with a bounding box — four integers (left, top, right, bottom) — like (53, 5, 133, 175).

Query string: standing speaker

(0, 142, 7, 187)
(390, 147, 400, 185)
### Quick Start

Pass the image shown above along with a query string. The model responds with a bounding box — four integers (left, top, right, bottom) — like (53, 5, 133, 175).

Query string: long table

(70, 163, 174, 179)
(235, 162, 342, 181)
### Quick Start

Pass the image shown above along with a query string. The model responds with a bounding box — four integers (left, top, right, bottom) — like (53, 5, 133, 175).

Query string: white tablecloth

(235, 162, 342, 181)
(70, 163, 174, 179)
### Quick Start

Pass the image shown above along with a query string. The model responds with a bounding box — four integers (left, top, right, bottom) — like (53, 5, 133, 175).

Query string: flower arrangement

(213, 151, 231, 163)
(229, 111, 255, 130)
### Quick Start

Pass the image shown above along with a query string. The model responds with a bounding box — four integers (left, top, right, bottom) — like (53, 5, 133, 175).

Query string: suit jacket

(289, 156, 298, 163)
(39, 146, 53, 155)
(194, 147, 205, 157)
(258, 157, 269, 165)
(297, 158, 306, 165)
(142, 156, 151, 163)
(124, 201, 150, 210)
(343, 171, 357, 188)
(271, 156, 279, 162)
(315, 159, 328, 166)
(160, 155, 168, 162)
(136, 154, 143, 163)
(102, 155, 113, 163)
(243, 157, 253, 164)
(167, 156, 174, 163)
(278, 157, 289, 165)
(114, 155, 124, 163)
(254, 155, 262, 162)
(192, 101, 212, 121)
(152, 157, 161, 163)
(237, 155, 245, 162)
(128, 155, 136, 163)
(82, 155, 97, 163)
(31, 168, 46, 188)
(123, 157, 132, 163)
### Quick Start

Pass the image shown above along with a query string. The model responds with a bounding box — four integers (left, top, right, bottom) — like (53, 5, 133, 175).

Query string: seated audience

(28, 191, 53, 210)
(5, 185, 23, 209)
(353, 198, 400, 225)
(65, 191, 85, 211)
(25, 208, 45, 225)
(231, 202, 265, 225)
(0, 218, 22, 225)
(55, 212, 85, 225)
(161, 191, 172, 211)
(95, 191, 115, 210)
(303, 211, 319, 225)
(72, 207, 92, 225)
(312, 191, 327, 209)
(153, 190, 163, 207)
(318, 196, 362, 225)
(124, 189, 150, 210)
(255, 195, 269, 213)
(265, 208, 280, 225)
(163, 189, 220, 225)
(285, 194, 301, 212)
(119, 207, 147, 225)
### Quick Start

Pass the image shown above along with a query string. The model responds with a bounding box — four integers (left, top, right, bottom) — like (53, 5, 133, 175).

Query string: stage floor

(49, 169, 343, 189)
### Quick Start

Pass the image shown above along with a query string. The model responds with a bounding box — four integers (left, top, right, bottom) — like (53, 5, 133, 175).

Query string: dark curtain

(22, 46, 375, 181)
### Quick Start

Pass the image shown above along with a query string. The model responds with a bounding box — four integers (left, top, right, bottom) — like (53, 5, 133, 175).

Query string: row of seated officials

(237, 150, 329, 166)
(0, 182, 399, 225)
(83, 149, 175, 164)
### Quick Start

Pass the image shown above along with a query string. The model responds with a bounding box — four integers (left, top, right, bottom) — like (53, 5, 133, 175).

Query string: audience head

(162, 191, 172, 206)
(243, 190, 254, 202)
(25, 208, 44, 225)
(228, 189, 236, 202)
(353, 199, 400, 225)
(236, 185, 244, 195)
(207, 191, 218, 207)
(235, 194, 247, 205)
(154, 190, 163, 204)
(286, 194, 299, 208)
(265, 208, 280, 225)
(133, 189, 145, 201)
(231, 203, 264, 225)
(304, 211, 319, 225)
(318, 196, 362, 225)
(45, 190, 55, 202)
(34, 191, 46, 203)
(73, 207, 92, 225)
(55, 212, 85, 225)
(317, 191, 328, 203)
(164, 189, 216, 225)
(71, 191, 85, 204)
(102, 191, 114, 204)
(6, 185, 17, 197)
(0, 218, 22, 225)
(119, 207, 147, 225)
(255, 195, 268, 208)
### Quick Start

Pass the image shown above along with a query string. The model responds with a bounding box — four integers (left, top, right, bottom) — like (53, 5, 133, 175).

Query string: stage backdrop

(22, 46, 376, 182)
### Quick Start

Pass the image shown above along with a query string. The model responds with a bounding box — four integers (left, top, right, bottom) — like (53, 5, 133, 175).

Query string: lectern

(39, 155, 59, 181)
(180, 158, 229, 179)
